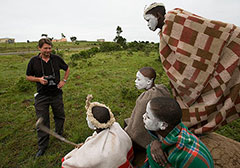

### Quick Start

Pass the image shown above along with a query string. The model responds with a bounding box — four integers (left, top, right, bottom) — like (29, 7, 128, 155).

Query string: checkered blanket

(159, 8, 240, 134)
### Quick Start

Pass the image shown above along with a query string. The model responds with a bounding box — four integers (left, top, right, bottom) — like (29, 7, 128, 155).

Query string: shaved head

(92, 106, 110, 124)
(150, 97, 182, 127)
(139, 67, 156, 81)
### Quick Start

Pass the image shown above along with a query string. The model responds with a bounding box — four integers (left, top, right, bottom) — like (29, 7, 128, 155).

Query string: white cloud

(0, 0, 239, 42)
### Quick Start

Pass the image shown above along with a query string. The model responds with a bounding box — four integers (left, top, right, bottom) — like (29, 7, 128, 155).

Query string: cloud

(0, 0, 239, 42)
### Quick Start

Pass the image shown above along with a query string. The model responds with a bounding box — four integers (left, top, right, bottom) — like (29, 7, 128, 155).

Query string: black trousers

(34, 93, 65, 150)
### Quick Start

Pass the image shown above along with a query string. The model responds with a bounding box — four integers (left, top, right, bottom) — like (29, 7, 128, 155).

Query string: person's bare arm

(75, 143, 83, 148)
(26, 76, 48, 85)
(58, 67, 70, 89)
(151, 140, 168, 166)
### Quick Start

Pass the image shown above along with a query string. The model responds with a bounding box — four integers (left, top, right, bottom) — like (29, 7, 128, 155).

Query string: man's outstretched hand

(75, 143, 83, 149)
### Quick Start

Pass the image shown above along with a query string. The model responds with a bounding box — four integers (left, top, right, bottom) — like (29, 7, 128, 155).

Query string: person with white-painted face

(62, 95, 133, 168)
(143, 3, 165, 32)
(142, 97, 214, 168)
(124, 67, 170, 165)
(144, 0, 240, 138)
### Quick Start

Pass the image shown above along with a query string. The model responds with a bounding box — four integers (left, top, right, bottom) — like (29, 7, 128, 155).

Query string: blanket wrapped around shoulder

(159, 8, 240, 134)
(62, 122, 133, 168)
(125, 84, 170, 148)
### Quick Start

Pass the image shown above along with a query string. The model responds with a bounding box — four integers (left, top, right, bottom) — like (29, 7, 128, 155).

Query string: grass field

(0, 42, 239, 168)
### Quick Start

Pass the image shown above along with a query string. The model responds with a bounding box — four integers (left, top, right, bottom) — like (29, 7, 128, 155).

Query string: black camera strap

(40, 57, 55, 77)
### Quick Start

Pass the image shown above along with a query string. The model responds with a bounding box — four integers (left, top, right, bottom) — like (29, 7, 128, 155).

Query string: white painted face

(86, 116, 96, 130)
(135, 71, 152, 90)
(144, 14, 158, 31)
(143, 102, 168, 131)
(143, 102, 160, 131)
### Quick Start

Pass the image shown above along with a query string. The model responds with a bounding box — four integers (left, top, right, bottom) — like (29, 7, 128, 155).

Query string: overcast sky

(0, 0, 239, 43)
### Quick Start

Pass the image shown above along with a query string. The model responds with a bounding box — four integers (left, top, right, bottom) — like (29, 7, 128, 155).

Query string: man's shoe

(35, 149, 46, 158)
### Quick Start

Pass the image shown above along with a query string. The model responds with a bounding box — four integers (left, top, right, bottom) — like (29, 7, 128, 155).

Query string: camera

(44, 75, 56, 86)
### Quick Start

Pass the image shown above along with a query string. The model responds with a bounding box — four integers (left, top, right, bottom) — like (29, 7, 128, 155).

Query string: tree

(113, 26, 126, 48)
(116, 26, 123, 36)
(70, 36, 77, 42)
(61, 33, 66, 38)
(41, 34, 48, 38)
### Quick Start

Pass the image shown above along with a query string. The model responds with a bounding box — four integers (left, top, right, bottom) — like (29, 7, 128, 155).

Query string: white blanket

(62, 122, 133, 168)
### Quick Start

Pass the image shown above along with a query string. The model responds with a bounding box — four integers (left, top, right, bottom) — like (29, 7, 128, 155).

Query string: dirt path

(0, 47, 90, 56)
(0, 50, 38, 55)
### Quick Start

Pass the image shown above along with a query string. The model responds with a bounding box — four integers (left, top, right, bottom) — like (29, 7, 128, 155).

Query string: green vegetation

(0, 42, 239, 167)
(0, 41, 99, 53)
(113, 26, 127, 48)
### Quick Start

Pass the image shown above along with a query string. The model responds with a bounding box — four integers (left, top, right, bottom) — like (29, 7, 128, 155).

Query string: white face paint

(143, 102, 160, 131)
(144, 14, 158, 31)
(143, 102, 168, 131)
(135, 71, 152, 90)
(86, 116, 96, 130)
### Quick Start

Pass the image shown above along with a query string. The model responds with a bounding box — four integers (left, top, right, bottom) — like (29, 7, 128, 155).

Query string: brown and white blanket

(159, 8, 240, 134)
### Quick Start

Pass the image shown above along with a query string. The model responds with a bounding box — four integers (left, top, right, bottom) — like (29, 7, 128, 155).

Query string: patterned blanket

(159, 8, 240, 134)
(142, 123, 214, 168)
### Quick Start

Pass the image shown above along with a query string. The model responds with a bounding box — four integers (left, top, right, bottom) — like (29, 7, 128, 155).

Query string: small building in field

(97, 39, 105, 42)
(0, 38, 15, 43)
(52, 38, 67, 42)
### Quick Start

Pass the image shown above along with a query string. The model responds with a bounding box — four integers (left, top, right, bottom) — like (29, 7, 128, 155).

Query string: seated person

(142, 97, 214, 168)
(62, 95, 133, 168)
(125, 67, 170, 150)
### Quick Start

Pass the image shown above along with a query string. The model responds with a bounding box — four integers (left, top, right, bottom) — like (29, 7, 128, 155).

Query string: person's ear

(156, 12, 164, 20)
(147, 78, 153, 85)
(158, 121, 168, 130)
(155, 11, 161, 17)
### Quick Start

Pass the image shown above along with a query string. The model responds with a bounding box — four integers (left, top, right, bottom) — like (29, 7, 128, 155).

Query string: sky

(0, 0, 240, 43)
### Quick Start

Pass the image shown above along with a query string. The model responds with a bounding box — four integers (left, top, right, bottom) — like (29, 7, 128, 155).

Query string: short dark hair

(150, 97, 182, 127)
(38, 38, 53, 48)
(92, 106, 110, 124)
(139, 67, 156, 81)
(146, 6, 166, 18)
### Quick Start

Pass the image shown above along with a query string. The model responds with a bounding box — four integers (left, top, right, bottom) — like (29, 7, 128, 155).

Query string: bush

(99, 42, 122, 52)
(70, 47, 100, 61)
(127, 41, 158, 53)
(52, 49, 64, 57)
(16, 77, 35, 92)
(70, 51, 89, 60)
(87, 47, 99, 55)
(114, 36, 127, 48)
(71, 53, 81, 61)
(79, 50, 90, 58)
(127, 41, 146, 52)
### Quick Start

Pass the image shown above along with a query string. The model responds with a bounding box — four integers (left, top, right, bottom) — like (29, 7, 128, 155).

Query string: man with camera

(26, 38, 70, 157)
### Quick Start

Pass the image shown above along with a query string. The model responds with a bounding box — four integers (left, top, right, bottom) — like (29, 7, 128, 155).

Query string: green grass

(0, 41, 99, 53)
(0, 43, 239, 168)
